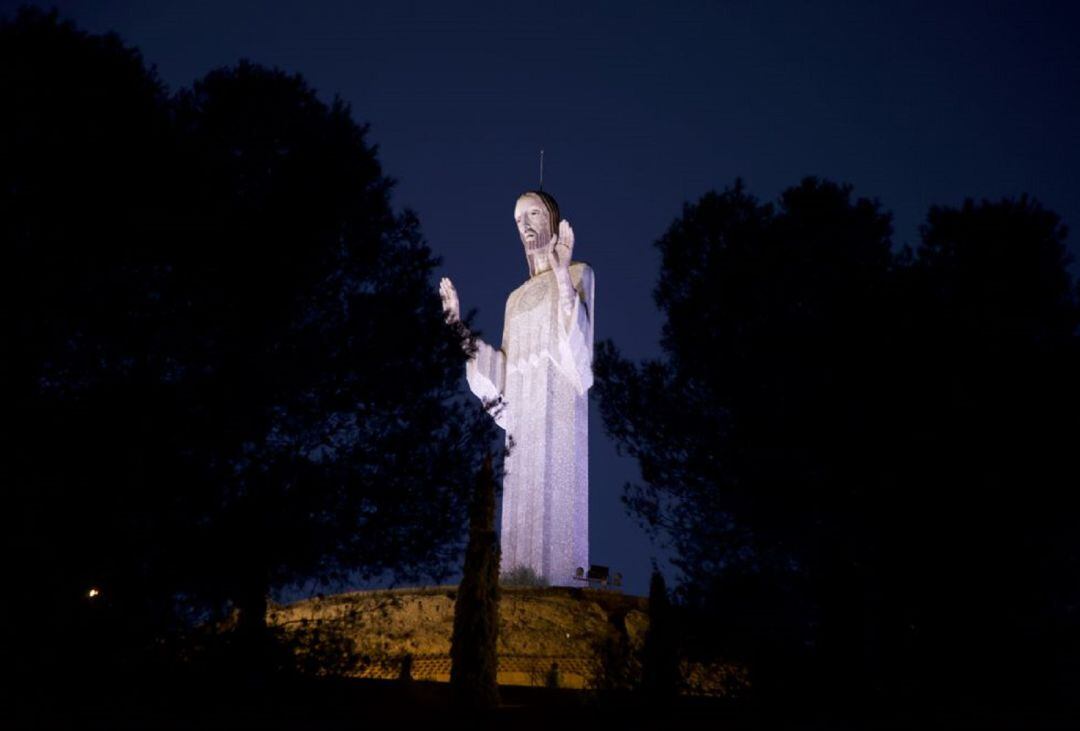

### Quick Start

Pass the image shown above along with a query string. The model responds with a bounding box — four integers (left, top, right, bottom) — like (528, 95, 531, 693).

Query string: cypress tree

(641, 569, 680, 705)
(450, 454, 501, 709)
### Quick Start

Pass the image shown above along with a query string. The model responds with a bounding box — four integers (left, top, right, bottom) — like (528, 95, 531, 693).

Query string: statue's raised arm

(440, 276, 507, 428)
(548, 219, 594, 395)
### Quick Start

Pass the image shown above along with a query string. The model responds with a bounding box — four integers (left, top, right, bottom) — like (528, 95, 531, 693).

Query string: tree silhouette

(3, 7, 186, 691)
(641, 569, 679, 705)
(450, 454, 501, 710)
(168, 60, 498, 640)
(596, 178, 1080, 712)
(890, 194, 1080, 707)
(3, 7, 498, 699)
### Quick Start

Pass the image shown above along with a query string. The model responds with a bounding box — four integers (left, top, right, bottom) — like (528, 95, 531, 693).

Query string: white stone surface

(440, 192, 593, 585)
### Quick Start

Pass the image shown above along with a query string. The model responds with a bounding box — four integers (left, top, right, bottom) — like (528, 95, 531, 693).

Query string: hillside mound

(270, 586, 744, 694)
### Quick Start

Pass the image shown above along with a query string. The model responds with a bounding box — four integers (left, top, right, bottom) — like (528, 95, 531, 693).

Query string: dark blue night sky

(14, 0, 1080, 595)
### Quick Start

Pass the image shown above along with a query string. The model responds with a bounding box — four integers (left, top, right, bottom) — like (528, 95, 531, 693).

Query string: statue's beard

(523, 230, 549, 252)
(522, 235, 552, 277)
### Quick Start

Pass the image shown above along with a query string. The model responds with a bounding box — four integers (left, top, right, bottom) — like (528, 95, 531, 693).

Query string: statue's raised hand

(439, 276, 461, 324)
(550, 219, 575, 272)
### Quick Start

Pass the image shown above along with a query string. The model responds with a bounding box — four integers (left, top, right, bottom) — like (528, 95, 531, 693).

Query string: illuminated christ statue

(440, 191, 593, 585)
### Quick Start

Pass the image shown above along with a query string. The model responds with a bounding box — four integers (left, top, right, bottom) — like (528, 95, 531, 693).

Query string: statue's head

(515, 190, 561, 276)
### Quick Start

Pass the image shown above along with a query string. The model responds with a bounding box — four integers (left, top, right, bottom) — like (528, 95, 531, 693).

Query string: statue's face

(515, 194, 552, 254)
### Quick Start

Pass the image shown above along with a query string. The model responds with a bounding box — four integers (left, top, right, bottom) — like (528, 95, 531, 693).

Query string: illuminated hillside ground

(269, 586, 745, 694)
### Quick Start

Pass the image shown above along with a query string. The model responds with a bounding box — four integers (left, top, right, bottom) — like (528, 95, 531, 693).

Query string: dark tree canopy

(3, 7, 495, 687)
(596, 177, 1080, 710)
(3, 7, 183, 671)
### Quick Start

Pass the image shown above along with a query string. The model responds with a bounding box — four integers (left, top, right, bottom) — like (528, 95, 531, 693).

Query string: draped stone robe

(466, 262, 594, 585)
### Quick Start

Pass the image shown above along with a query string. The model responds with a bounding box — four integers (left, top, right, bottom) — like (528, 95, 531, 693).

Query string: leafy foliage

(3, 7, 496, 692)
(596, 177, 1080, 709)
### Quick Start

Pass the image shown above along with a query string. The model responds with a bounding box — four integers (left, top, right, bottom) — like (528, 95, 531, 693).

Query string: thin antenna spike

(539, 148, 544, 191)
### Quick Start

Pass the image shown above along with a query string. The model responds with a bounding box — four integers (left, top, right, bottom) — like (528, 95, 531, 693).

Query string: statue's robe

(466, 262, 594, 585)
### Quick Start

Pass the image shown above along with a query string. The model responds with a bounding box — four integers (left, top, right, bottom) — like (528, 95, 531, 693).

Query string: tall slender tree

(641, 569, 680, 705)
(450, 454, 501, 710)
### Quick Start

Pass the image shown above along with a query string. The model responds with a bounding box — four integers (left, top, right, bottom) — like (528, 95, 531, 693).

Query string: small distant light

(88, 588, 100, 599)
(565, 632, 570, 639)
